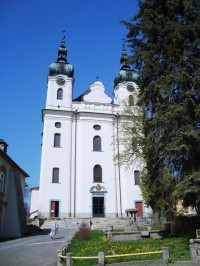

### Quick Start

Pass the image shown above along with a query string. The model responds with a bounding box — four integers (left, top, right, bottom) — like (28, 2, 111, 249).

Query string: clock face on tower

(127, 84, 135, 92)
(56, 78, 65, 86)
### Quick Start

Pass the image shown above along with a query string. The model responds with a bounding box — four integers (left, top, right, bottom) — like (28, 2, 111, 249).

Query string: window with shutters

(52, 168, 59, 183)
(93, 136, 101, 151)
(54, 133, 61, 147)
(93, 165, 102, 183)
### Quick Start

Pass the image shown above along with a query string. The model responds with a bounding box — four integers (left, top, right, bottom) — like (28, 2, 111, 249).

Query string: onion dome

(48, 35, 74, 77)
(114, 43, 138, 87)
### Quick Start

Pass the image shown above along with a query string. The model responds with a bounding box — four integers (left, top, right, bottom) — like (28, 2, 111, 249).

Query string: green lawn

(63, 231, 190, 265)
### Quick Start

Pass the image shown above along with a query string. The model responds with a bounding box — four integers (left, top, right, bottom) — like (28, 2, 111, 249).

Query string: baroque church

(31, 36, 151, 220)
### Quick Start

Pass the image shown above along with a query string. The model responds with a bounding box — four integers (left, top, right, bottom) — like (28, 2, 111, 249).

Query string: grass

(62, 230, 191, 266)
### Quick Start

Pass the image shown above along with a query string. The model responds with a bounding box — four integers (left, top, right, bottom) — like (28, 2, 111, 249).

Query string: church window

(129, 95, 134, 106)
(57, 88, 63, 100)
(54, 133, 61, 147)
(55, 122, 61, 128)
(93, 125, 101, 130)
(93, 165, 102, 182)
(93, 136, 101, 151)
(134, 170, 140, 185)
(52, 168, 59, 183)
(0, 172, 5, 192)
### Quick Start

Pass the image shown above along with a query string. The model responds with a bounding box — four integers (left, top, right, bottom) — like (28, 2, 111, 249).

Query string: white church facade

(31, 36, 151, 220)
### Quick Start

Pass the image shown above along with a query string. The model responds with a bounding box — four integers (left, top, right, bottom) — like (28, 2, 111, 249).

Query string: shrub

(74, 222, 91, 240)
(171, 215, 200, 237)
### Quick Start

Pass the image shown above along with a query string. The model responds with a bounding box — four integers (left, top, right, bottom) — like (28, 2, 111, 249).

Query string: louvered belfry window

(57, 88, 63, 100)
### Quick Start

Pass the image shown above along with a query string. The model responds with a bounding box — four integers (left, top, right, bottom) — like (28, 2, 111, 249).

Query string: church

(31, 36, 151, 220)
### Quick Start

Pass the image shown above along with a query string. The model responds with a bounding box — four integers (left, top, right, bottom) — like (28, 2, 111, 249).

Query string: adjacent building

(0, 139, 28, 238)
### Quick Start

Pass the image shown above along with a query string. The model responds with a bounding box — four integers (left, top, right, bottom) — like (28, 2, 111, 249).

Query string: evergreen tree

(122, 0, 200, 218)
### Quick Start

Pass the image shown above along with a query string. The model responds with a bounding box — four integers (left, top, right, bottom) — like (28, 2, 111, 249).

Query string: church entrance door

(135, 201, 143, 217)
(50, 201, 59, 217)
(92, 197, 104, 217)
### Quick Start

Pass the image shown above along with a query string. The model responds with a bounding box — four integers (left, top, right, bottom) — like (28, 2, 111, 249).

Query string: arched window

(93, 165, 102, 183)
(93, 136, 101, 151)
(129, 95, 134, 106)
(52, 168, 59, 183)
(55, 122, 61, 128)
(57, 88, 63, 100)
(0, 172, 5, 192)
(54, 133, 61, 147)
(134, 170, 140, 185)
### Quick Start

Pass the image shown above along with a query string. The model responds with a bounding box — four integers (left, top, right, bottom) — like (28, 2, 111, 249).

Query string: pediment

(83, 81, 112, 104)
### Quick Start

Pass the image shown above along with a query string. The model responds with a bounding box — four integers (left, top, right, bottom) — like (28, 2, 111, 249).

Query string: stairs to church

(91, 217, 128, 230)
(40, 218, 91, 229)
(38, 217, 128, 230)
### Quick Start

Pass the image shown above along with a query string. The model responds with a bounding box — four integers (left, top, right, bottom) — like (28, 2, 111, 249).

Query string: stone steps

(91, 217, 128, 230)
(40, 218, 90, 229)
(38, 217, 128, 230)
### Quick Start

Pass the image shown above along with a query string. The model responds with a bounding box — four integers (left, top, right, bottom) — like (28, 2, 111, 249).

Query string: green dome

(48, 35, 74, 78)
(114, 67, 138, 87)
(49, 62, 74, 77)
(114, 45, 138, 87)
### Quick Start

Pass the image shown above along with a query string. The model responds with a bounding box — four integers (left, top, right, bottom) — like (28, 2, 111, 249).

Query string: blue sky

(0, 0, 138, 188)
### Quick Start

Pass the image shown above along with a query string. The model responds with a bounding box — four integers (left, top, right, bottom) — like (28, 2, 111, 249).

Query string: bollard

(66, 252, 73, 266)
(57, 253, 62, 266)
(189, 239, 197, 261)
(162, 247, 169, 265)
(107, 231, 112, 240)
(98, 251, 105, 266)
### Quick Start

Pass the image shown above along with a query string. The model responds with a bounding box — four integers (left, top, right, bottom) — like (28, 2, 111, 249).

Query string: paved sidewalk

(0, 228, 76, 266)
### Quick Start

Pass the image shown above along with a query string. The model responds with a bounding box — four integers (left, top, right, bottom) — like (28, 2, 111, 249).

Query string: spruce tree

(122, 0, 200, 218)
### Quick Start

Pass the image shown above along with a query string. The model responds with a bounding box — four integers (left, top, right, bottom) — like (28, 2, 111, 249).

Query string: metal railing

(58, 247, 169, 266)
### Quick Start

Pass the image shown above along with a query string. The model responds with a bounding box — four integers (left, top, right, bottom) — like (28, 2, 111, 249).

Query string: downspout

(69, 116, 72, 218)
(116, 112, 122, 217)
(113, 115, 119, 218)
(73, 109, 78, 217)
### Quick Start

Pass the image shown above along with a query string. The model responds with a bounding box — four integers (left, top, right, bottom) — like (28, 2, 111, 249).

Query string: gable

(83, 81, 112, 104)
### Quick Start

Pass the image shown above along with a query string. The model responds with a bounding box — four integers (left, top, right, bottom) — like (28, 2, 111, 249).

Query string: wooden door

(50, 201, 59, 217)
(135, 202, 143, 217)
(51, 201, 56, 217)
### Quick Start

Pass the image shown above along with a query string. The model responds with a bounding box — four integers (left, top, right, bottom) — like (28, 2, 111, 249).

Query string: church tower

(38, 35, 75, 218)
(113, 43, 138, 106)
(46, 35, 74, 110)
